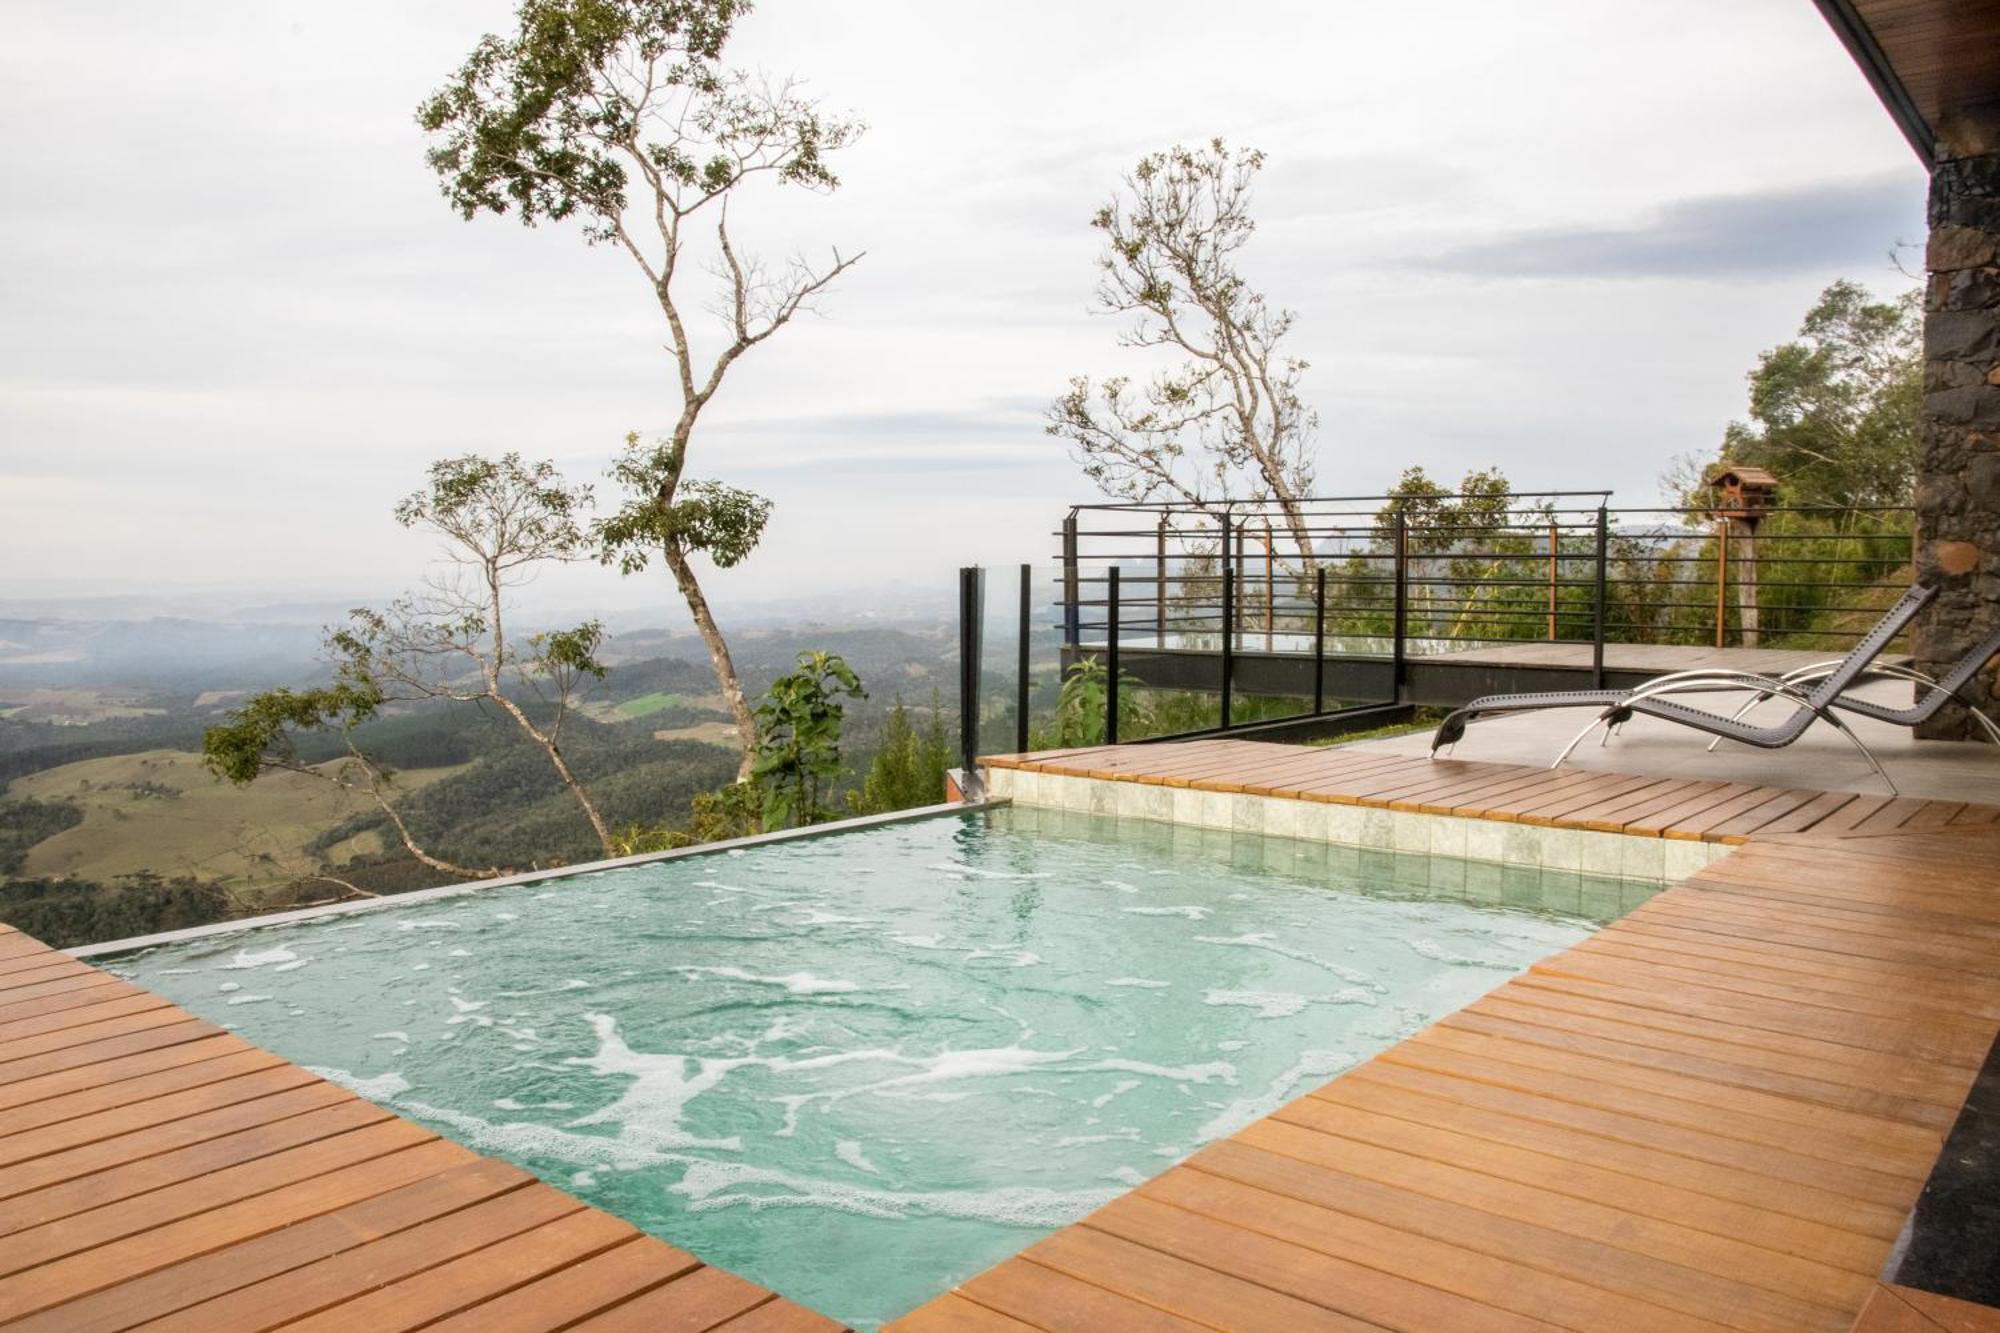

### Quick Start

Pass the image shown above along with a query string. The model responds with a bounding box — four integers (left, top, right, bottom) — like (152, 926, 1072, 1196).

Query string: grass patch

(652, 721, 740, 749)
(614, 691, 691, 720)
(6, 749, 467, 887)
(1304, 708, 1450, 747)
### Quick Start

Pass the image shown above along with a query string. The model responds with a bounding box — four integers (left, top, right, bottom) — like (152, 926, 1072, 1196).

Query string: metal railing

(956, 494, 1916, 765)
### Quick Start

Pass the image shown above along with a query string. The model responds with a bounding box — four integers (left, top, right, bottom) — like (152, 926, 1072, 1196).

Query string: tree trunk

(480, 567, 616, 858)
(664, 541, 758, 782)
(492, 694, 617, 855)
(351, 753, 505, 881)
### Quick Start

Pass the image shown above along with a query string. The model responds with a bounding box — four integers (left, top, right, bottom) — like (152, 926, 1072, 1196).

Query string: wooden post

(1715, 519, 1730, 650)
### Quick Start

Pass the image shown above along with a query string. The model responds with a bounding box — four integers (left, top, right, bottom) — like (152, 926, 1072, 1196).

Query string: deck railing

(957, 494, 1915, 764)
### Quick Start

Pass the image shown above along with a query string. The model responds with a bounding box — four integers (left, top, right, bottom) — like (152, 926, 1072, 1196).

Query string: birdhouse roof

(1704, 463, 1779, 487)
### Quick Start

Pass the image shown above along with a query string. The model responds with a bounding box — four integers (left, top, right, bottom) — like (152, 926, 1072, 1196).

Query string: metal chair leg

(1550, 711, 1614, 770)
(1818, 711, 1898, 795)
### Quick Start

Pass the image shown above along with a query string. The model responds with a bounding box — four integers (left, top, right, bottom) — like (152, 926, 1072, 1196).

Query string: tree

(202, 681, 503, 881)
(753, 651, 864, 829)
(1696, 281, 1921, 510)
(849, 691, 952, 814)
(420, 0, 863, 782)
(205, 453, 617, 866)
(612, 778, 763, 853)
(595, 438, 771, 778)
(1368, 467, 1561, 644)
(1372, 466, 1517, 556)
(1047, 140, 1318, 565)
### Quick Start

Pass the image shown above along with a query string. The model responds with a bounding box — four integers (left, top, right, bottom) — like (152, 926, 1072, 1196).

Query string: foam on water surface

(115, 805, 1636, 1329)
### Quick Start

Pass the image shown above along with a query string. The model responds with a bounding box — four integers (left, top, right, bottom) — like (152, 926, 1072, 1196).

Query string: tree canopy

(421, 0, 861, 783)
(1709, 280, 1921, 510)
(1048, 140, 1319, 565)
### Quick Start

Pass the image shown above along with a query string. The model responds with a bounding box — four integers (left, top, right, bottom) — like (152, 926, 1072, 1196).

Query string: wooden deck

(0, 923, 840, 1333)
(889, 740, 2000, 1332)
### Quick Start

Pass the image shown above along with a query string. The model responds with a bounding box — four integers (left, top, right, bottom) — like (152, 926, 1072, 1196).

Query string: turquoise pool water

(114, 805, 1649, 1327)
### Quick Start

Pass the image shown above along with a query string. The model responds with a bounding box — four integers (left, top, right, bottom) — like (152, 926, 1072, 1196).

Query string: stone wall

(1916, 143, 2000, 738)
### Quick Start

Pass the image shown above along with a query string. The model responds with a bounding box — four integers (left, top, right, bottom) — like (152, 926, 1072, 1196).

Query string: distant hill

(0, 609, 960, 942)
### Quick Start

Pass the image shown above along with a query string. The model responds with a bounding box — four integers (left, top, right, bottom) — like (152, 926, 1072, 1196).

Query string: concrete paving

(1347, 677, 2000, 805)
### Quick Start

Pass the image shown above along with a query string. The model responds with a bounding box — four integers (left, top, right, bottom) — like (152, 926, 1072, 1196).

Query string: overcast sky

(0, 1, 1925, 621)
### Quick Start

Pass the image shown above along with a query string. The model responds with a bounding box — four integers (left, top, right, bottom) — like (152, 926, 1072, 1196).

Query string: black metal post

(1015, 563, 1031, 754)
(1105, 566, 1120, 745)
(1392, 511, 1409, 702)
(1592, 506, 1609, 689)
(1312, 565, 1327, 715)
(1218, 514, 1234, 730)
(958, 566, 983, 774)
(1060, 511, 1080, 649)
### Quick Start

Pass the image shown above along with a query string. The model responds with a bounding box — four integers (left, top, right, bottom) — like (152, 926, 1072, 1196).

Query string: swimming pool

(113, 805, 1651, 1327)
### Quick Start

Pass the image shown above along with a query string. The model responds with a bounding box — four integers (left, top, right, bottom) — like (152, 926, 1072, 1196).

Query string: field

(0, 687, 167, 726)
(7, 749, 466, 888)
(613, 690, 693, 719)
(652, 721, 741, 748)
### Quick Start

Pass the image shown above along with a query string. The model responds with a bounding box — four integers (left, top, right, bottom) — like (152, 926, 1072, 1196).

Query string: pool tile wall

(985, 765, 1729, 883)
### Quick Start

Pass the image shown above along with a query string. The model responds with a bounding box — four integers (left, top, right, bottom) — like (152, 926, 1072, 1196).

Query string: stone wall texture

(1916, 147, 2000, 739)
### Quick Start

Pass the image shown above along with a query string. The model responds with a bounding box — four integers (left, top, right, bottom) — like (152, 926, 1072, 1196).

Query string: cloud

(1428, 175, 1922, 279)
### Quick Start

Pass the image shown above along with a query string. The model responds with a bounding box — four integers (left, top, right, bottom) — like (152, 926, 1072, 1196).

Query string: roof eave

(1813, 0, 1936, 166)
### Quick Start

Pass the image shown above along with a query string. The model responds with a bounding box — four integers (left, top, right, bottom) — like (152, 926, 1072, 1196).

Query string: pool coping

(69, 798, 998, 960)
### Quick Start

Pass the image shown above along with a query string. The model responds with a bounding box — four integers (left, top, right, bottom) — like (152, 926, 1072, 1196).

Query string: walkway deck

(0, 923, 840, 1332)
(1430, 640, 1908, 678)
(890, 740, 2000, 1333)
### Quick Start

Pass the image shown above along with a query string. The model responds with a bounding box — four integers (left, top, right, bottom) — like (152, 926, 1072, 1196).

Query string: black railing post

(1312, 565, 1327, 715)
(1060, 511, 1080, 649)
(1105, 566, 1121, 745)
(1592, 506, 1609, 689)
(1218, 513, 1235, 730)
(1015, 562, 1031, 754)
(958, 566, 983, 775)
(1392, 511, 1409, 702)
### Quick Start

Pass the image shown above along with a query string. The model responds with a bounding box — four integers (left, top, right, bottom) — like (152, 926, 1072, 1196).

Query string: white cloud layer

(0, 0, 1924, 619)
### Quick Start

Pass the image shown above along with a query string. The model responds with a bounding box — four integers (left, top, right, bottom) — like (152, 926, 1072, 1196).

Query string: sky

(0, 0, 1927, 623)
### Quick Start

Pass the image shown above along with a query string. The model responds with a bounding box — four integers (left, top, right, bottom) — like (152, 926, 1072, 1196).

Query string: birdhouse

(1705, 465, 1778, 522)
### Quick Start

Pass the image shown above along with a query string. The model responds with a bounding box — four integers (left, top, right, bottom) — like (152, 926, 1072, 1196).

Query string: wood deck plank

(125, 1183, 589, 1333)
(1270, 1087, 1888, 1274)
(1, 1094, 400, 1233)
(0, 1116, 434, 1278)
(1025, 1215, 1396, 1331)
(0, 936, 838, 1333)
(416, 1233, 699, 1333)
(1221, 1118, 1873, 1310)
(2, 1158, 537, 1333)
(566, 1265, 779, 1332)
(1183, 1139, 1850, 1331)
(958, 1256, 1216, 1332)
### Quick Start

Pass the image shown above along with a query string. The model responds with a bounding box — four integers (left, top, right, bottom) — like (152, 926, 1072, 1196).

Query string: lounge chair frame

(1428, 585, 1939, 793)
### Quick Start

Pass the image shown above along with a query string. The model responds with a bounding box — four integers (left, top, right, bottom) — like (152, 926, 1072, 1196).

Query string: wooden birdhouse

(1705, 464, 1778, 523)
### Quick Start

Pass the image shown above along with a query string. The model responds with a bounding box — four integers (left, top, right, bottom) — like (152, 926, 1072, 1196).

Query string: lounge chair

(1708, 621, 2000, 749)
(1428, 584, 1935, 791)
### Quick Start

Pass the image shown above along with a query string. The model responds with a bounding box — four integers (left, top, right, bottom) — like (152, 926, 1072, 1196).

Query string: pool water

(114, 806, 1649, 1327)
